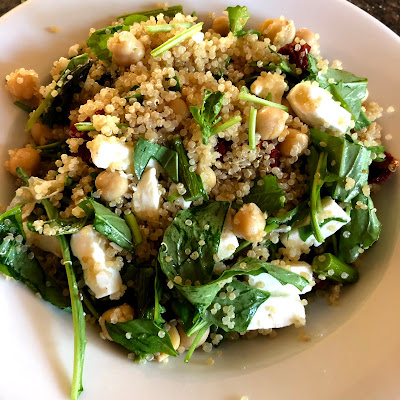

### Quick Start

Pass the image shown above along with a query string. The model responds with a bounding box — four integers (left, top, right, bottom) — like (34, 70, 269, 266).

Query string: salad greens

(133, 137, 179, 183)
(118, 5, 184, 21)
(243, 174, 286, 213)
(26, 54, 92, 131)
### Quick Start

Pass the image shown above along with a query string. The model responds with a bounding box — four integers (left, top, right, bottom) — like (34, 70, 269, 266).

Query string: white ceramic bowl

(1, 0, 399, 399)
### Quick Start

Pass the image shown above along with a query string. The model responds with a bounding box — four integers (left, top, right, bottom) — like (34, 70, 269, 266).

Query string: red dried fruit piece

(217, 140, 232, 160)
(269, 146, 280, 168)
(278, 42, 311, 73)
(369, 151, 399, 184)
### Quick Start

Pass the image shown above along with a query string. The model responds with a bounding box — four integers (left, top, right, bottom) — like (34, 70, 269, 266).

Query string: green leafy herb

(298, 217, 348, 242)
(85, 198, 134, 252)
(172, 137, 208, 201)
(310, 128, 371, 202)
(87, 25, 129, 61)
(151, 22, 203, 58)
(338, 193, 381, 263)
(0, 206, 70, 309)
(133, 136, 179, 183)
(26, 54, 92, 131)
(159, 201, 230, 286)
(243, 174, 285, 213)
(312, 253, 358, 283)
(105, 318, 178, 357)
(125, 85, 144, 103)
(204, 278, 269, 332)
(118, 5, 184, 21)
(238, 87, 288, 111)
(26, 217, 86, 236)
(225, 5, 250, 36)
(267, 45, 299, 78)
(121, 14, 149, 26)
(190, 89, 224, 145)
(165, 75, 181, 92)
(307, 54, 370, 130)
(14, 100, 33, 113)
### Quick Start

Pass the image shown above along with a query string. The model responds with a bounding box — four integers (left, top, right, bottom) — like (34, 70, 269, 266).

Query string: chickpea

(30, 121, 52, 146)
(232, 203, 266, 243)
(197, 165, 217, 192)
(107, 31, 145, 67)
(99, 304, 135, 341)
(168, 98, 190, 120)
(95, 170, 129, 202)
(5, 68, 39, 100)
(177, 323, 210, 350)
(295, 29, 319, 53)
(212, 16, 230, 36)
(6, 147, 41, 177)
(156, 322, 181, 362)
(278, 128, 309, 157)
(259, 17, 295, 48)
(256, 106, 289, 140)
(250, 72, 287, 104)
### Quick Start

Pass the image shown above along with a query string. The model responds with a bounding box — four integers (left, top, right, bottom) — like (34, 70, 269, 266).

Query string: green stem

(145, 22, 193, 33)
(14, 100, 33, 113)
(211, 116, 242, 136)
(238, 92, 288, 111)
(311, 253, 358, 283)
(248, 107, 257, 150)
(74, 122, 128, 131)
(81, 290, 100, 320)
(184, 323, 210, 363)
(310, 153, 325, 243)
(59, 235, 86, 400)
(151, 22, 203, 58)
(124, 213, 143, 245)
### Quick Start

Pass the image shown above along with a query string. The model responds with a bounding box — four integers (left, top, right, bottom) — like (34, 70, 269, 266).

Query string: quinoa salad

(1, 4, 398, 399)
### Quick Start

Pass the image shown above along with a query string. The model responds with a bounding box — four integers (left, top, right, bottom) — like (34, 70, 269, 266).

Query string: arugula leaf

(0, 206, 70, 309)
(266, 201, 309, 227)
(125, 85, 144, 104)
(338, 193, 381, 263)
(26, 54, 92, 131)
(306, 54, 370, 129)
(87, 25, 130, 61)
(298, 217, 348, 242)
(121, 14, 149, 26)
(27, 217, 86, 236)
(33, 141, 68, 159)
(226, 5, 250, 36)
(122, 265, 155, 318)
(172, 137, 208, 201)
(118, 5, 184, 21)
(159, 201, 230, 286)
(204, 279, 269, 332)
(312, 253, 358, 283)
(165, 75, 181, 92)
(86, 198, 134, 252)
(311, 128, 371, 202)
(133, 137, 179, 183)
(105, 318, 178, 357)
(368, 145, 386, 162)
(243, 174, 285, 213)
(190, 89, 225, 145)
(268, 45, 299, 78)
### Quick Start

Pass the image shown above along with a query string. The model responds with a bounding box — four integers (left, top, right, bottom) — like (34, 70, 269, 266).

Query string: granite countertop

(1, 0, 399, 35)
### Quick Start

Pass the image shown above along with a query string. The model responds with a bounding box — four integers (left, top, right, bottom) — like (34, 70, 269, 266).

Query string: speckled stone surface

(1, 0, 399, 35)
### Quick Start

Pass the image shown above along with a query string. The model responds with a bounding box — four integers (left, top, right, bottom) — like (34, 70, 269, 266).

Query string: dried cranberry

(278, 42, 311, 73)
(217, 140, 233, 160)
(369, 151, 399, 184)
(269, 146, 280, 168)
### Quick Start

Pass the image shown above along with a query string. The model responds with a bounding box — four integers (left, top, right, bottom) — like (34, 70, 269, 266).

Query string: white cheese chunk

(168, 183, 191, 210)
(281, 196, 350, 253)
(247, 295, 306, 330)
(287, 81, 352, 135)
(70, 225, 124, 299)
(216, 229, 239, 261)
(87, 134, 133, 171)
(248, 261, 314, 296)
(132, 167, 161, 220)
